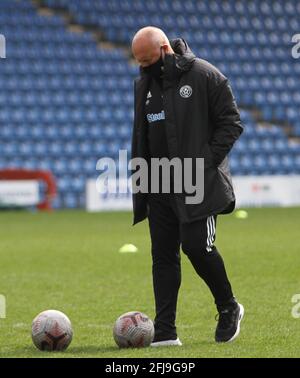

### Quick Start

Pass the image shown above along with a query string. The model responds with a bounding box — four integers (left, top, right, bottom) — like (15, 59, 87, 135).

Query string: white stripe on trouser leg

(206, 216, 212, 252)
(206, 216, 215, 252)
(211, 216, 215, 245)
(212, 216, 216, 246)
(206, 217, 210, 252)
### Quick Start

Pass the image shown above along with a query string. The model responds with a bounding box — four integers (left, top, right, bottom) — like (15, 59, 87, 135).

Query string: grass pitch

(0, 207, 299, 358)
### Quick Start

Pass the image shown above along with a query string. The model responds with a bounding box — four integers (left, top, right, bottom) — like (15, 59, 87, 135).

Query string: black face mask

(143, 50, 164, 79)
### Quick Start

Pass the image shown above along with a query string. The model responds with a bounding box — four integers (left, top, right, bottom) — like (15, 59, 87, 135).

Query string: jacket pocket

(203, 144, 216, 169)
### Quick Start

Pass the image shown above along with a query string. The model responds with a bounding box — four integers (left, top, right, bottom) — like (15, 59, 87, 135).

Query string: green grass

(0, 207, 300, 358)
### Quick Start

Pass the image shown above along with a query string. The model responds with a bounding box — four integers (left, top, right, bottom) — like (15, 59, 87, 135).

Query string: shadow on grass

(64, 345, 121, 356)
(2, 345, 120, 358)
(3, 340, 229, 358)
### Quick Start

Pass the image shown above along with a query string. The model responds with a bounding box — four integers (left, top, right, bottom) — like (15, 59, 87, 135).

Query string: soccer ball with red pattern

(113, 311, 154, 348)
(31, 310, 73, 351)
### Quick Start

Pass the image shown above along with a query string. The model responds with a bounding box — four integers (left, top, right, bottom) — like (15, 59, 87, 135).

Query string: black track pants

(147, 194, 234, 339)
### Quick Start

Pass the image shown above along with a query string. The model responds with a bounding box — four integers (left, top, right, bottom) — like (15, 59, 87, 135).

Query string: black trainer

(215, 303, 244, 342)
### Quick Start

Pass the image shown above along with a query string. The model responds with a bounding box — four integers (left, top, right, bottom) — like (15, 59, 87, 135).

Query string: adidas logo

(147, 91, 152, 99)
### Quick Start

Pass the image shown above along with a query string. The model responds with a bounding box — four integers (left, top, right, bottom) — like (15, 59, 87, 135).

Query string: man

(131, 27, 244, 346)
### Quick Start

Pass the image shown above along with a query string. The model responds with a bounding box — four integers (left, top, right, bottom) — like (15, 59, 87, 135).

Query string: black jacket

(131, 38, 243, 225)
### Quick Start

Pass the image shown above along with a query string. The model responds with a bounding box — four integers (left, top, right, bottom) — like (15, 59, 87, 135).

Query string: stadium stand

(0, 0, 136, 208)
(0, 0, 299, 208)
(43, 0, 300, 132)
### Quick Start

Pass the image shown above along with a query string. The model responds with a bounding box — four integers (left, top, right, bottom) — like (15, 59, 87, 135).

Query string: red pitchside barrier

(0, 169, 57, 210)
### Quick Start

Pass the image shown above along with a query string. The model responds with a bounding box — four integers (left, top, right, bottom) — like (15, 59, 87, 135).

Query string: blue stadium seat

(0, 0, 299, 208)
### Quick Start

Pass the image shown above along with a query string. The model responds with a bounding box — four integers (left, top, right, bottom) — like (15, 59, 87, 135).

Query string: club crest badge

(179, 85, 192, 98)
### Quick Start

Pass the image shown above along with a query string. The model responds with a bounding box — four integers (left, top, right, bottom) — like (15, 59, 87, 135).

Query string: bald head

(132, 26, 174, 67)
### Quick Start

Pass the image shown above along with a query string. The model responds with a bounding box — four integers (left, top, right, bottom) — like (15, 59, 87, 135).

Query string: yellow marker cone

(118, 244, 138, 253)
(235, 210, 248, 219)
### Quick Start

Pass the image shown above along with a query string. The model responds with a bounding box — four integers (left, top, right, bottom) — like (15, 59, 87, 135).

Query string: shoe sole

(227, 303, 244, 343)
(150, 338, 182, 347)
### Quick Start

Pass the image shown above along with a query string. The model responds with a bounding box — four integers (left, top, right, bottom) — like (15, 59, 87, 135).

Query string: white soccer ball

(31, 310, 73, 351)
(113, 311, 154, 348)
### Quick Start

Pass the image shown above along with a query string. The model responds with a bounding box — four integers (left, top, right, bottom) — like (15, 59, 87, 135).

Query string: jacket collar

(140, 38, 196, 80)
